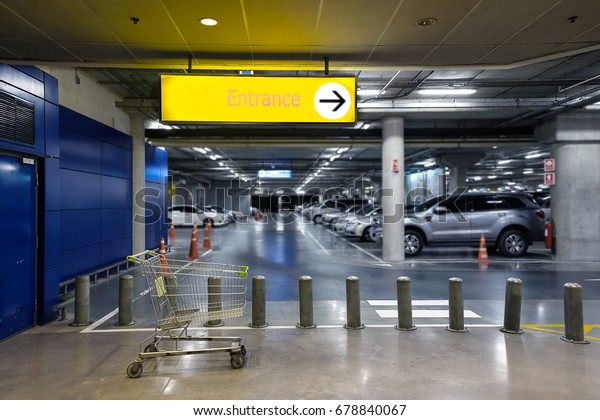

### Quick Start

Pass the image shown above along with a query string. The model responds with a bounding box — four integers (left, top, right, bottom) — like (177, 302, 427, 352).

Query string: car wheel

(404, 230, 424, 257)
(498, 229, 528, 257)
(313, 215, 322, 224)
(361, 226, 372, 241)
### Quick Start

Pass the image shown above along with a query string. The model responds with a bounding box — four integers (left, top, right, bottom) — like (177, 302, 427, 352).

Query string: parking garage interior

(2, 0, 600, 411)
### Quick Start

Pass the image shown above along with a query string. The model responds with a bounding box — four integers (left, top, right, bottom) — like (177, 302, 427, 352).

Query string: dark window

(502, 196, 527, 209)
(472, 196, 506, 211)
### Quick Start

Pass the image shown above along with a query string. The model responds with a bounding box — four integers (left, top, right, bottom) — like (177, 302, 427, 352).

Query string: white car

(344, 207, 382, 241)
(168, 205, 227, 227)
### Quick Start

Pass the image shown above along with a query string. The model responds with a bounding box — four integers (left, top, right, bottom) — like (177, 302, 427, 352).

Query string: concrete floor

(1, 214, 600, 405)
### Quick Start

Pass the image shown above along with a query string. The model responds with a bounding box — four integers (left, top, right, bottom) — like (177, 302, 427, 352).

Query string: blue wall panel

(102, 175, 131, 208)
(102, 209, 132, 242)
(60, 129, 102, 173)
(60, 245, 102, 280)
(60, 169, 102, 210)
(60, 209, 102, 251)
(44, 211, 60, 267)
(59, 106, 132, 280)
(145, 144, 168, 250)
(102, 142, 131, 178)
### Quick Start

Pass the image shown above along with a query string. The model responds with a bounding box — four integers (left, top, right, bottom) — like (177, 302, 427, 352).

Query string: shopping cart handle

(127, 250, 157, 263)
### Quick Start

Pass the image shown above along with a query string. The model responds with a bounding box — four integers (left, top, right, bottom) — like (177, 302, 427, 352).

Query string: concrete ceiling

(2, 0, 600, 193)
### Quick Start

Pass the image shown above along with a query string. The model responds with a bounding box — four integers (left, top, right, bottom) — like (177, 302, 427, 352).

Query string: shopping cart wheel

(240, 345, 247, 356)
(127, 361, 144, 378)
(144, 343, 158, 353)
(230, 354, 245, 369)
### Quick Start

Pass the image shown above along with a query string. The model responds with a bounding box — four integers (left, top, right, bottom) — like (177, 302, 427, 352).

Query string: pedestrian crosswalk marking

(375, 309, 481, 319)
(368, 300, 449, 306)
(367, 299, 481, 319)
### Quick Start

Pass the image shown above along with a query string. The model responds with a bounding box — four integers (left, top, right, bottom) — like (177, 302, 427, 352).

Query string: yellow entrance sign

(160, 75, 356, 124)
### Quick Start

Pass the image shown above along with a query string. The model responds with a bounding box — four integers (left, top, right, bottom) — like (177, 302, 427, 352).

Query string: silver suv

(374, 192, 546, 257)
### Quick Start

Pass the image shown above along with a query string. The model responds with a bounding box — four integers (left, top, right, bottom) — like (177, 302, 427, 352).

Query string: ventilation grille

(0, 91, 35, 146)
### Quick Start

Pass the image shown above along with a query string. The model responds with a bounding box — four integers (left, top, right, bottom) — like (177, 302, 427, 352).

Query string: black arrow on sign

(319, 90, 346, 112)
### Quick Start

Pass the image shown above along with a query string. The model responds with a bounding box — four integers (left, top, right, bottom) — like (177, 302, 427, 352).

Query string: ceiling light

(418, 88, 477, 95)
(497, 159, 511, 165)
(193, 147, 207, 154)
(329, 154, 339, 162)
(416, 18, 437, 27)
(337, 147, 349, 153)
(199, 17, 218, 26)
(209, 154, 218, 160)
(218, 162, 224, 166)
(423, 162, 436, 167)
(525, 153, 543, 159)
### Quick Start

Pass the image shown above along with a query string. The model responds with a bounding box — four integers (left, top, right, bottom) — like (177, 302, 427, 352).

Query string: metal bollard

(115, 274, 135, 326)
(395, 276, 416, 331)
(500, 277, 524, 334)
(344, 276, 365, 330)
(70, 275, 92, 327)
(561, 283, 590, 344)
(205, 276, 224, 327)
(249, 275, 269, 328)
(297, 275, 316, 328)
(446, 277, 468, 333)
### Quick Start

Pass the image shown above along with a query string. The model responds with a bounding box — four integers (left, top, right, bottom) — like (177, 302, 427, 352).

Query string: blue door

(0, 154, 36, 340)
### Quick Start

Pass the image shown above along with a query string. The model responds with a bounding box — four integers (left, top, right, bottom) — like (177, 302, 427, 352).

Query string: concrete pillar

(438, 152, 484, 194)
(381, 117, 405, 262)
(537, 111, 600, 262)
(447, 166, 467, 193)
(131, 115, 146, 254)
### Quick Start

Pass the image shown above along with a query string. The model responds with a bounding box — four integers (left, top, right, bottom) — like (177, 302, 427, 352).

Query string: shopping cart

(125, 250, 249, 378)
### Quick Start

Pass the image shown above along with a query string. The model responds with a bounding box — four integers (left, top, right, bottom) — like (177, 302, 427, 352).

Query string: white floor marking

(367, 300, 449, 306)
(305, 230, 331, 255)
(376, 309, 481, 319)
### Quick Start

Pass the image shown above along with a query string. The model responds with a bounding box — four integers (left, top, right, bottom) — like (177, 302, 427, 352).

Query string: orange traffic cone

(203, 223, 212, 249)
(478, 233, 489, 263)
(159, 237, 169, 274)
(188, 225, 199, 259)
(169, 223, 176, 241)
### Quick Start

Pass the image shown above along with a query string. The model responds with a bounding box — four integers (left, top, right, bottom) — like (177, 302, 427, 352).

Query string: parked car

(332, 204, 376, 233)
(321, 204, 360, 227)
(168, 205, 226, 227)
(400, 192, 546, 257)
(201, 206, 231, 225)
(344, 207, 383, 240)
(204, 204, 246, 222)
(306, 198, 371, 224)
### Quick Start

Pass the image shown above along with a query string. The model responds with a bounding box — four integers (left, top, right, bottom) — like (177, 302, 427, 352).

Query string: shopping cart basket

(125, 250, 249, 378)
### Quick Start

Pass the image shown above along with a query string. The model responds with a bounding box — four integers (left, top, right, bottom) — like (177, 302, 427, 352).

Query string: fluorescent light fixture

(329, 154, 339, 162)
(209, 154, 218, 160)
(497, 159, 511, 165)
(193, 147, 208, 154)
(337, 147, 349, 153)
(423, 161, 436, 167)
(525, 153, 543, 159)
(523, 169, 534, 174)
(357, 89, 384, 96)
(218, 161, 224, 166)
(488, 175, 497, 179)
(418, 88, 477, 95)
